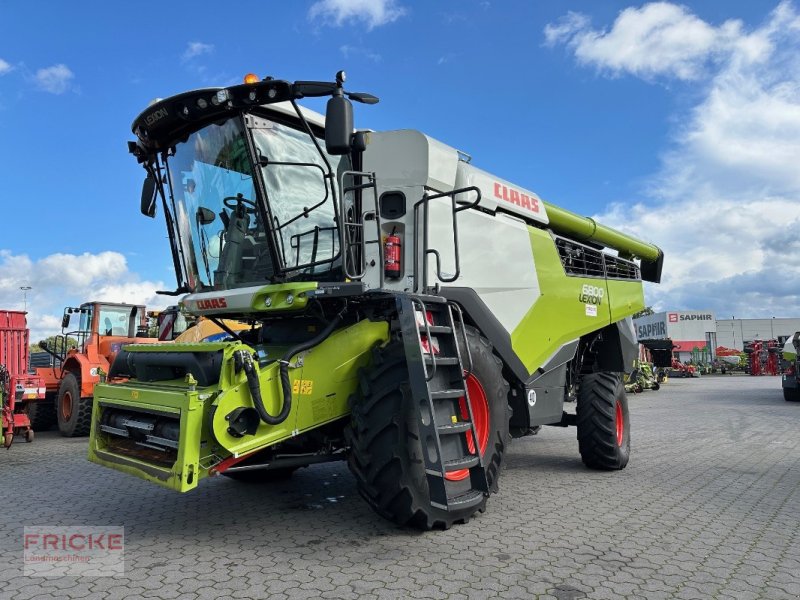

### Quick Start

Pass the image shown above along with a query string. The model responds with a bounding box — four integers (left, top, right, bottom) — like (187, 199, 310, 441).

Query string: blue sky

(2, 0, 800, 339)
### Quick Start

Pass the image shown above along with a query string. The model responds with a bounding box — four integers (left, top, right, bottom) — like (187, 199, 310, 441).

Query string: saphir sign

(637, 320, 667, 340)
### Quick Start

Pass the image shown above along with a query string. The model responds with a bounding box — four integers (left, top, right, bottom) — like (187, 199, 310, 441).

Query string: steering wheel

(223, 195, 258, 214)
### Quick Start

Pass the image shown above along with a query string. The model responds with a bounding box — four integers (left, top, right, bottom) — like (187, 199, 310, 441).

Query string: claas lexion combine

(88, 71, 663, 529)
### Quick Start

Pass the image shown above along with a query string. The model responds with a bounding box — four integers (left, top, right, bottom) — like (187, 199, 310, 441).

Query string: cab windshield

(163, 114, 342, 292)
(97, 305, 138, 337)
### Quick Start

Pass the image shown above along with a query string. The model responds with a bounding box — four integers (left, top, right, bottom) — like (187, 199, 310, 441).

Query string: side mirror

(325, 93, 353, 156)
(196, 206, 216, 225)
(61, 313, 71, 329)
(351, 131, 367, 152)
(141, 175, 157, 218)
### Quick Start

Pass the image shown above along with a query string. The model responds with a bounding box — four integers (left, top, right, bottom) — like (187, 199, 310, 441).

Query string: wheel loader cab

(64, 303, 144, 340)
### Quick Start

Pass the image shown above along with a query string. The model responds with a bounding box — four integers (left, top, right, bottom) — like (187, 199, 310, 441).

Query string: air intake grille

(604, 254, 641, 280)
(555, 237, 641, 280)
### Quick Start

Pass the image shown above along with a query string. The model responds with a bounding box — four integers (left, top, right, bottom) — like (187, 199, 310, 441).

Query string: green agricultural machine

(88, 72, 663, 529)
(624, 359, 661, 393)
(782, 332, 800, 401)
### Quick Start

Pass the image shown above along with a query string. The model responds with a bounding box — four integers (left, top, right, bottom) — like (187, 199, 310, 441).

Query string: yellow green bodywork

(89, 226, 648, 493)
(88, 315, 389, 492)
(510, 228, 645, 373)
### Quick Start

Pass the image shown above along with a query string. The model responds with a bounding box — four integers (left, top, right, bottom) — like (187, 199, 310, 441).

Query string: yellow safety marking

(292, 380, 315, 395)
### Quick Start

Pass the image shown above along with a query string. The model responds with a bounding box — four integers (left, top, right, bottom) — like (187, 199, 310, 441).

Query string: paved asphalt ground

(2, 375, 799, 599)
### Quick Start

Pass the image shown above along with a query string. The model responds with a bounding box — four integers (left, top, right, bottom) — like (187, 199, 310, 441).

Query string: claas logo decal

(196, 297, 228, 310)
(494, 183, 540, 214)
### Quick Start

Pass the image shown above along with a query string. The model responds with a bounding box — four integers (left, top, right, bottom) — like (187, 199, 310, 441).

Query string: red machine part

(765, 340, 780, 376)
(745, 339, 780, 376)
(748, 340, 763, 376)
(1, 310, 46, 447)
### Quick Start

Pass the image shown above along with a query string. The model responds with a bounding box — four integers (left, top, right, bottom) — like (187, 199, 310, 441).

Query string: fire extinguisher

(384, 228, 401, 279)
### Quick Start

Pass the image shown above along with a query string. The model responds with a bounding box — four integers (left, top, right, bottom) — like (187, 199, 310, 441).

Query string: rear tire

(577, 372, 630, 470)
(56, 373, 93, 437)
(784, 386, 800, 402)
(26, 393, 57, 431)
(347, 327, 510, 529)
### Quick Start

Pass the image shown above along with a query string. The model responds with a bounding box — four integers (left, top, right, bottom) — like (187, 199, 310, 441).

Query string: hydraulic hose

(238, 309, 346, 426)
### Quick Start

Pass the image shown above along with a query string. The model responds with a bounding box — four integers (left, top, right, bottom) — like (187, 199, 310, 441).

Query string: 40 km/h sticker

(585, 304, 598, 317)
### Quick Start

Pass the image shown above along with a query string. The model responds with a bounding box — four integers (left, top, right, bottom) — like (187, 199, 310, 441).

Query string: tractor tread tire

(577, 372, 630, 470)
(783, 386, 800, 402)
(56, 373, 93, 437)
(347, 326, 510, 529)
(26, 393, 57, 431)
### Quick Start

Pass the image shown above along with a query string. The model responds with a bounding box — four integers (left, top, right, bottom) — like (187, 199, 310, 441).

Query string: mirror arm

(156, 286, 190, 296)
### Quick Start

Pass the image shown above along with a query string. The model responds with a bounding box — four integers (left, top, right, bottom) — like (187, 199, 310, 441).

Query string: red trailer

(1, 310, 46, 447)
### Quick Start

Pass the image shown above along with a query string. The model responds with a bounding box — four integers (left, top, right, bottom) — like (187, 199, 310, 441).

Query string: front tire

(347, 327, 510, 529)
(577, 372, 630, 470)
(56, 373, 93, 437)
(784, 386, 800, 402)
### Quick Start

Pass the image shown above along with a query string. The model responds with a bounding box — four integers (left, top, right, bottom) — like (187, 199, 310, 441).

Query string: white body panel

(455, 163, 548, 225)
(426, 204, 541, 335)
(362, 130, 460, 191)
(359, 130, 543, 334)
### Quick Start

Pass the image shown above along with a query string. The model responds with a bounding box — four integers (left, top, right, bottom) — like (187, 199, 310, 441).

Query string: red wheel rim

(446, 373, 490, 482)
(62, 390, 73, 420)
(615, 400, 624, 446)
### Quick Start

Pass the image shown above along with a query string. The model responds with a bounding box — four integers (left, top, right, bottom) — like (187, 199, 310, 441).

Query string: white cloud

(309, 0, 407, 30)
(0, 250, 168, 342)
(340, 44, 382, 62)
(34, 64, 74, 94)
(544, 2, 772, 81)
(0, 58, 12, 75)
(182, 41, 214, 62)
(565, 2, 800, 317)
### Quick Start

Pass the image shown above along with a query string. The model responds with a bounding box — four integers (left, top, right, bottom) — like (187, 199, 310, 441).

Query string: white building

(715, 318, 800, 350)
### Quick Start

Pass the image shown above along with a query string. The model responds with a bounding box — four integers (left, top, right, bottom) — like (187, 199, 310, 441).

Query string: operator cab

(134, 72, 377, 297)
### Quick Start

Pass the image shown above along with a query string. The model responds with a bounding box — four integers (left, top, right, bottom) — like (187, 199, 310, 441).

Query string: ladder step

(444, 455, 480, 471)
(419, 325, 452, 334)
(437, 421, 472, 435)
(447, 489, 486, 510)
(423, 356, 460, 366)
(430, 389, 465, 400)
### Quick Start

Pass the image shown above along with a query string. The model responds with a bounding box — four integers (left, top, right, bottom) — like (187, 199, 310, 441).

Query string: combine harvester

(87, 72, 663, 528)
